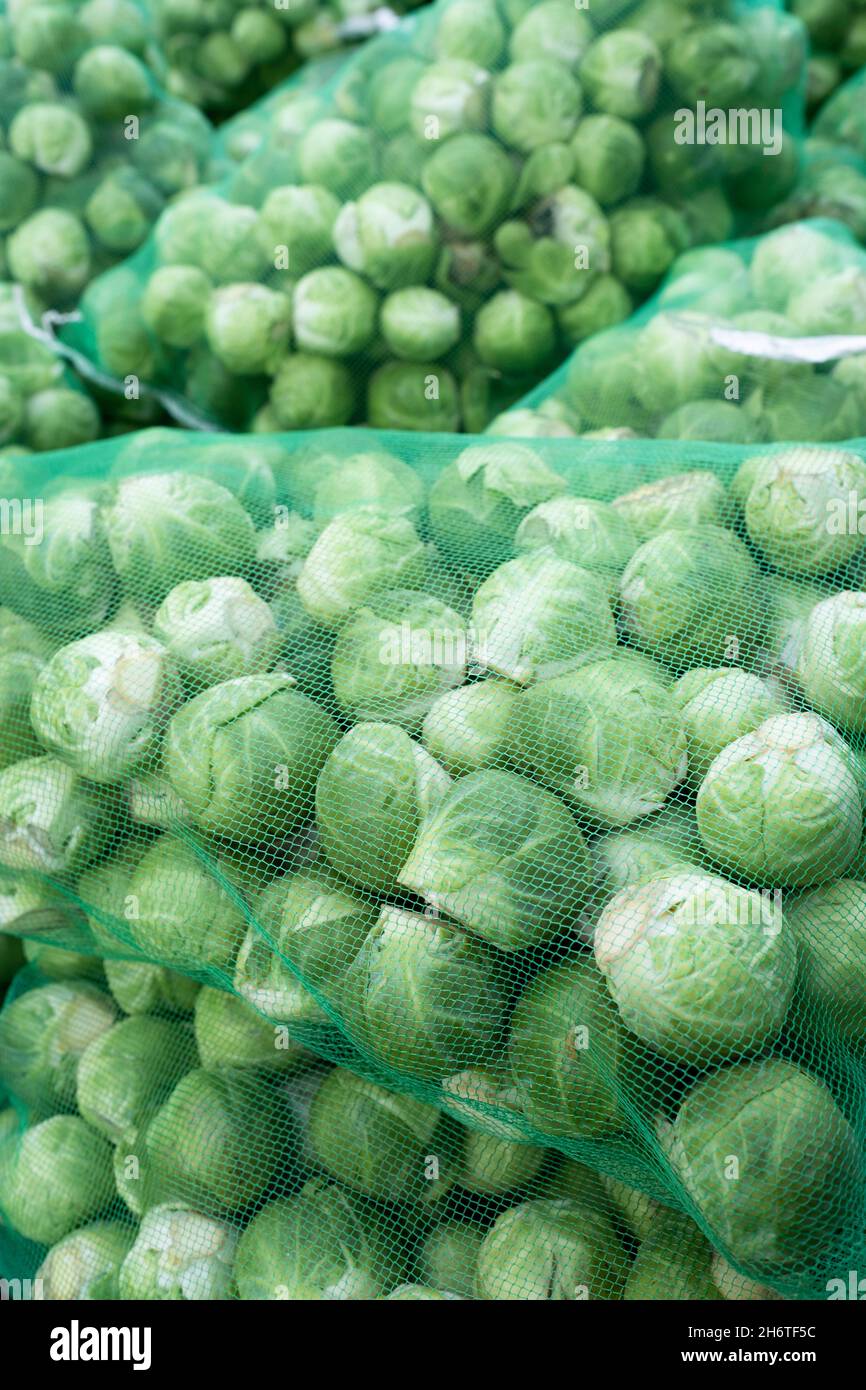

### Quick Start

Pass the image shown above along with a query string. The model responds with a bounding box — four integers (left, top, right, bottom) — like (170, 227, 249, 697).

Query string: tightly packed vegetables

(0, 425, 865, 1299)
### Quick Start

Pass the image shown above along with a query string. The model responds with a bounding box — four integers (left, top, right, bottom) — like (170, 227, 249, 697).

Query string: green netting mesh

(0, 422, 865, 1300)
(54, 0, 807, 434)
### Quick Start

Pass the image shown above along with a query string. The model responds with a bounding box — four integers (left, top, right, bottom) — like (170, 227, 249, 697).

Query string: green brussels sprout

(24, 386, 101, 452)
(259, 184, 340, 277)
(765, 574, 830, 675)
(0, 756, 109, 875)
(0, 980, 118, 1114)
(564, 325, 651, 431)
(0, 489, 116, 636)
(672, 667, 788, 783)
(609, 199, 689, 293)
(297, 511, 426, 628)
(580, 29, 661, 119)
(696, 713, 862, 888)
(118, 1203, 238, 1301)
(398, 769, 591, 952)
(73, 45, 154, 120)
(557, 273, 633, 346)
(789, 879, 866, 1046)
(22, 941, 104, 983)
(9, 104, 92, 178)
(104, 958, 201, 1017)
(571, 114, 645, 208)
(0, 152, 38, 231)
(7, 208, 91, 303)
(103, 471, 256, 602)
(492, 60, 582, 153)
(595, 870, 797, 1065)
(787, 265, 866, 337)
(437, 0, 506, 66)
(613, 472, 731, 542)
(380, 287, 461, 361)
(30, 630, 179, 784)
(593, 804, 702, 899)
(310, 450, 424, 524)
(421, 133, 516, 236)
(749, 223, 854, 312)
(170, 199, 270, 284)
(418, 1222, 485, 1297)
(194, 986, 309, 1072)
(515, 496, 639, 596)
(476, 1197, 628, 1300)
(341, 904, 509, 1082)
(600, 1175, 664, 1245)
(11, 4, 88, 69)
(631, 314, 722, 417)
(316, 722, 451, 893)
(35, 1222, 135, 1301)
(80, 0, 149, 51)
(429, 443, 566, 574)
(421, 679, 517, 777)
(233, 870, 376, 1026)
(509, 0, 593, 68)
(459, 1125, 545, 1197)
(153, 576, 281, 688)
(6, 1115, 115, 1246)
(268, 353, 355, 430)
(740, 448, 866, 578)
(511, 656, 688, 826)
(655, 402, 762, 446)
(667, 22, 759, 107)
(204, 283, 291, 375)
(747, 374, 864, 445)
(498, 184, 611, 306)
(509, 958, 630, 1138)
(662, 1059, 862, 1274)
(624, 1210, 720, 1301)
(331, 589, 466, 729)
(333, 182, 438, 293)
(144, 1067, 292, 1214)
(77, 1016, 198, 1144)
(0, 606, 51, 745)
(410, 59, 489, 140)
(126, 837, 247, 976)
(366, 360, 461, 432)
(85, 166, 163, 254)
(798, 592, 866, 733)
(308, 1068, 454, 1204)
(76, 837, 152, 954)
(298, 118, 378, 198)
(292, 267, 377, 357)
(473, 291, 555, 376)
(164, 674, 338, 842)
(235, 1179, 404, 1300)
(619, 525, 764, 670)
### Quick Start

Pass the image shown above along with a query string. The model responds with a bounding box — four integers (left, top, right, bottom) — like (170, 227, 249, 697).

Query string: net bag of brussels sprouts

(0, 0, 215, 311)
(55, 0, 807, 434)
(2, 425, 866, 1300)
(497, 217, 866, 445)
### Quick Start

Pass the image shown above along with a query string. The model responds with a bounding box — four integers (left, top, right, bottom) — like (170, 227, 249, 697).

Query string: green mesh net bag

(54, 0, 807, 434)
(786, 1, 866, 113)
(1, 424, 866, 1300)
(494, 217, 866, 443)
(0, 0, 215, 311)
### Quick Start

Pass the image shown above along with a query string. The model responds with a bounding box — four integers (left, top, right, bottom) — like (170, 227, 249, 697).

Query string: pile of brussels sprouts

(0, 427, 865, 1297)
(0, 0, 214, 308)
(496, 219, 866, 444)
(65, 0, 805, 432)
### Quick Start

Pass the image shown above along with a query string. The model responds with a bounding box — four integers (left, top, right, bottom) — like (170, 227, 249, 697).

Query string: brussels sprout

(564, 325, 651, 432)
(0, 756, 109, 875)
(9, 104, 92, 179)
(75, 836, 151, 954)
(672, 667, 788, 783)
(509, 958, 630, 1138)
(418, 1222, 485, 1297)
(119, 1204, 238, 1301)
(429, 443, 566, 574)
(0, 491, 114, 638)
(749, 223, 854, 312)
(421, 680, 517, 777)
(740, 448, 866, 578)
(22, 940, 103, 983)
(194, 986, 309, 1072)
(788, 879, 866, 1046)
(610, 199, 689, 294)
(460, 1125, 545, 1197)
(126, 837, 246, 977)
(0, 606, 51, 744)
(557, 273, 633, 346)
(341, 904, 509, 1082)
(259, 184, 339, 277)
(511, 656, 688, 826)
(73, 44, 154, 120)
(491, 60, 582, 153)
(164, 674, 338, 842)
(571, 114, 645, 208)
(399, 769, 591, 952)
(366, 360, 461, 433)
(24, 386, 101, 452)
(235, 1179, 404, 1300)
(268, 352, 355, 430)
(103, 471, 256, 602)
(437, 0, 506, 65)
(76, 1016, 198, 1144)
(631, 315, 723, 418)
(593, 805, 703, 899)
(655, 401, 761, 446)
(580, 30, 661, 120)
(473, 291, 556, 376)
(308, 1068, 454, 1204)
(619, 525, 763, 671)
(7, 208, 91, 304)
(0, 151, 38, 232)
(696, 713, 862, 888)
(144, 1068, 292, 1214)
(104, 958, 200, 1017)
(662, 1059, 861, 1274)
(600, 1175, 664, 1245)
(298, 119, 378, 198)
(788, 265, 866, 337)
(515, 496, 639, 595)
(297, 511, 426, 629)
(292, 267, 377, 358)
(595, 871, 797, 1065)
(476, 1197, 628, 1300)
(510, 1, 592, 67)
(30, 630, 178, 785)
(421, 133, 516, 237)
(410, 59, 489, 141)
(35, 1222, 135, 1301)
(624, 1210, 720, 1301)
(153, 576, 280, 688)
(0, 980, 118, 1114)
(6, 1115, 115, 1246)
(203, 283, 291, 375)
(797, 592, 866, 733)
(380, 287, 461, 361)
(310, 451, 424, 525)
